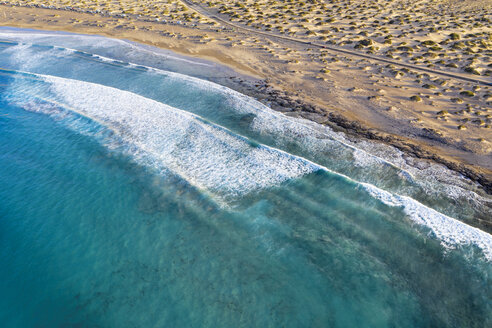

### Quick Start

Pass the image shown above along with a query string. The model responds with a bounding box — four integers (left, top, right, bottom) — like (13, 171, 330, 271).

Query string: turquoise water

(0, 28, 491, 327)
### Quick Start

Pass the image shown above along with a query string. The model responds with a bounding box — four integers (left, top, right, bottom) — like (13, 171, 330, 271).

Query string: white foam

(2, 32, 491, 261)
(0, 31, 420, 182)
(0, 30, 128, 47)
(0, 30, 212, 67)
(0, 29, 489, 209)
(0, 41, 77, 72)
(362, 183, 492, 261)
(37, 75, 319, 198)
(6, 71, 492, 261)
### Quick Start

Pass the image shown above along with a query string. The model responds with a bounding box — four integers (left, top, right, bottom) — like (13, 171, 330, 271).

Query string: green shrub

(464, 67, 480, 75)
(358, 39, 373, 46)
(397, 46, 413, 52)
(449, 33, 460, 40)
(421, 40, 436, 46)
(460, 91, 475, 97)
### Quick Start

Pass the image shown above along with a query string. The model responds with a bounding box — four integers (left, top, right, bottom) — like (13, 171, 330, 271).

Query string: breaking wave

(3, 69, 491, 261)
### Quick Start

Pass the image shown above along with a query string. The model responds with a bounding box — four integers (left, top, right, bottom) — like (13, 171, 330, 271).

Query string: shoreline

(0, 4, 491, 195)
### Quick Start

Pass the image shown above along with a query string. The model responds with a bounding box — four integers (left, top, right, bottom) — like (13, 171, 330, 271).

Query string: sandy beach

(0, 0, 491, 192)
(2, 3, 492, 325)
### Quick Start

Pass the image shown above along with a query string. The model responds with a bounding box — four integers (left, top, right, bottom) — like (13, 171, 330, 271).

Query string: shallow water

(0, 28, 491, 327)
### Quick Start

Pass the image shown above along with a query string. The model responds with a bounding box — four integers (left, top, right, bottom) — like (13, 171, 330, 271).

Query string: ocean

(0, 27, 491, 327)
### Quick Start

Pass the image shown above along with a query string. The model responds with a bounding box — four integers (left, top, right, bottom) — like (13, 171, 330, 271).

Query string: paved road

(181, 0, 492, 87)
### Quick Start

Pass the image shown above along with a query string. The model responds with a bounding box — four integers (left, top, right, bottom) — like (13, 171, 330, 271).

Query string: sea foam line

(55, 41, 488, 210)
(3, 30, 490, 213)
(44, 73, 492, 262)
(362, 183, 492, 261)
(45, 77, 492, 262)
(24, 41, 490, 218)
(4, 67, 492, 262)
(0, 35, 412, 177)
(15, 72, 320, 199)
(42, 43, 488, 213)
(0, 30, 213, 66)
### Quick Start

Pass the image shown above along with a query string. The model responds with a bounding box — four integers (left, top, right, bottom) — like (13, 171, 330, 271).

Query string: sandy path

(181, 0, 491, 86)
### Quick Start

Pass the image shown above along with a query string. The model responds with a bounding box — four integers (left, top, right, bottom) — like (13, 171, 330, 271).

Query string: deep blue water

(0, 28, 491, 327)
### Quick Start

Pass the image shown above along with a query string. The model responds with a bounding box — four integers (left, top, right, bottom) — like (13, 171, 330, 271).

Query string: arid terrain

(0, 0, 491, 190)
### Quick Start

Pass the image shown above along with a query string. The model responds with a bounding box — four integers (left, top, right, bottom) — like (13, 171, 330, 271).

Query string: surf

(0, 37, 489, 216)
(2, 68, 491, 262)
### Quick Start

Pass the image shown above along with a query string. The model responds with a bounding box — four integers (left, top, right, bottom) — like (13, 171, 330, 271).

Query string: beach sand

(0, 1, 491, 192)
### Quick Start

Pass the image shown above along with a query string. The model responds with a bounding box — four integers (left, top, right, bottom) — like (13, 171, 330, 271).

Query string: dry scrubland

(0, 0, 492, 185)
(3, 0, 213, 24)
(202, 0, 492, 77)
